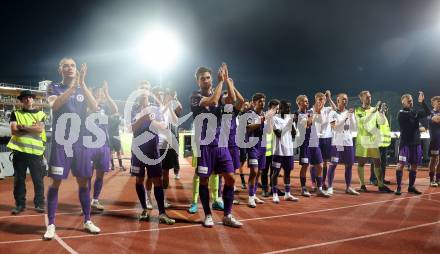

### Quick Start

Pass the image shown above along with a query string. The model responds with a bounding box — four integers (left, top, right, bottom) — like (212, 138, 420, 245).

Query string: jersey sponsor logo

(197, 166, 208, 174)
(131, 166, 140, 173)
(248, 158, 258, 165)
(76, 94, 85, 102)
(399, 155, 407, 162)
(50, 166, 64, 175)
(272, 161, 281, 169)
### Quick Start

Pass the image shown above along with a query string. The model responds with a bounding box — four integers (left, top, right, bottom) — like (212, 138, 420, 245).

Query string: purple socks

(310, 167, 317, 184)
(47, 187, 59, 225)
(345, 165, 353, 188)
(327, 165, 336, 188)
(93, 177, 104, 200)
(316, 176, 323, 188)
(79, 187, 91, 222)
(199, 184, 211, 215)
(223, 185, 234, 216)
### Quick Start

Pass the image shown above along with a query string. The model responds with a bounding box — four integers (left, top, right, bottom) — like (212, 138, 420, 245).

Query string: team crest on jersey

(149, 113, 156, 120)
(76, 94, 85, 102)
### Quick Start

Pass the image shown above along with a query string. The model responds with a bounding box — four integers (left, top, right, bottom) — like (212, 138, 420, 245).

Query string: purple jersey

(222, 104, 240, 147)
(47, 82, 87, 148)
(86, 103, 110, 147)
(131, 103, 162, 152)
(190, 90, 222, 147)
(429, 110, 440, 143)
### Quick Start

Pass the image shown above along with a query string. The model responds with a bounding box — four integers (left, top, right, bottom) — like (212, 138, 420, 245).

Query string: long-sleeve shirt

(429, 110, 440, 143)
(329, 109, 357, 147)
(397, 102, 431, 147)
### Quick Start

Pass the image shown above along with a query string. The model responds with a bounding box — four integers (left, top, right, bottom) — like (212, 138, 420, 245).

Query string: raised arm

(102, 81, 118, 115)
(223, 63, 237, 104)
(416, 92, 431, 119)
(233, 86, 245, 111)
(49, 83, 76, 112)
(78, 63, 98, 112)
(199, 66, 225, 107)
(325, 90, 337, 110)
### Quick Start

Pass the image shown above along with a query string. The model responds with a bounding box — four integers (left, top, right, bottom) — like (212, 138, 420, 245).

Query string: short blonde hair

(314, 92, 325, 99)
(296, 95, 307, 105)
(358, 90, 370, 98)
(401, 94, 412, 103)
(337, 93, 348, 102)
(431, 96, 440, 103)
(58, 57, 75, 70)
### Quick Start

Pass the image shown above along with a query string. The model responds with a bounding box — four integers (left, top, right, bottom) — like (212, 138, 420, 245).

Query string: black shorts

(109, 136, 122, 152)
(159, 148, 179, 170)
(239, 147, 247, 163)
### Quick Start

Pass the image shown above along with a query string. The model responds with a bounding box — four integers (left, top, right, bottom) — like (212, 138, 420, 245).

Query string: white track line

(264, 220, 440, 254)
(44, 215, 79, 254)
(418, 197, 440, 204)
(1, 192, 439, 244)
(1, 191, 438, 221)
(241, 192, 440, 222)
(0, 207, 141, 220)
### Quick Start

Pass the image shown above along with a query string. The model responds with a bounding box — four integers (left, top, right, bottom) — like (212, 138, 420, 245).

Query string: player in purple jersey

(130, 86, 175, 224)
(245, 93, 277, 207)
(190, 64, 242, 228)
(44, 58, 100, 240)
(395, 92, 431, 195)
(88, 81, 118, 212)
(428, 96, 440, 187)
(296, 95, 330, 198)
(220, 70, 245, 204)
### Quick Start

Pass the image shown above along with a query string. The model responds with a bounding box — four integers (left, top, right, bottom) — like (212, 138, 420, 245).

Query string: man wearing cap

(8, 90, 47, 214)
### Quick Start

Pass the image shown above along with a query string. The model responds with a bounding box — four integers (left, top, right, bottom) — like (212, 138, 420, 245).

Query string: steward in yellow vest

(7, 90, 46, 215)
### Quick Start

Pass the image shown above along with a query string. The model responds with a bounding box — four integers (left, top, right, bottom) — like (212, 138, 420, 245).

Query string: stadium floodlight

(136, 26, 183, 86)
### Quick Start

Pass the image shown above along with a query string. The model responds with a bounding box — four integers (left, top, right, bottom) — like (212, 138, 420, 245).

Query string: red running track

(0, 158, 439, 254)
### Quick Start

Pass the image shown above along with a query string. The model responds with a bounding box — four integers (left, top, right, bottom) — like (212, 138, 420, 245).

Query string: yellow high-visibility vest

(265, 133, 274, 156)
(7, 110, 46, 156)
(379, 118, 391, 148)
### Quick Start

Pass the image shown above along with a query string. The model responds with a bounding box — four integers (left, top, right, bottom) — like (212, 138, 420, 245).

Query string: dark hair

(268, 99, 280, 108)
(252, 92, 266, 102)
(195, 67, 212, 80)
(280, 100, 291, 108)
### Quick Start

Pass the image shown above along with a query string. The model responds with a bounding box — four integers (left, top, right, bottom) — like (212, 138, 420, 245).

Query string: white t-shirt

(297, 111, 320, 148)
(158, 105, 177, 149)
(273, 115, 294, 156)
(313, 106, 333, 138)
(328, 109, 357, 147)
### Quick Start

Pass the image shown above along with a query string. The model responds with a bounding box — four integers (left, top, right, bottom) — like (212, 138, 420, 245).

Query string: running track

(0, 158, 439, 254)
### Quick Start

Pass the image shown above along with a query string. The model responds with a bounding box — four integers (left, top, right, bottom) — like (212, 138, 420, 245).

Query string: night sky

(1, 0, 440, 110)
